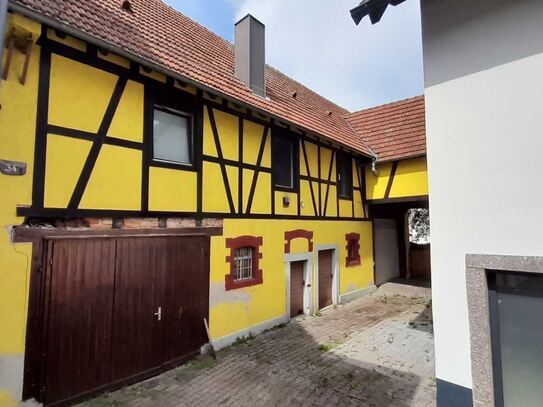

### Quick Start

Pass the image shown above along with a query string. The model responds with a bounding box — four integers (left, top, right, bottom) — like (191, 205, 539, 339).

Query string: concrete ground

(81, 283, 435, 407)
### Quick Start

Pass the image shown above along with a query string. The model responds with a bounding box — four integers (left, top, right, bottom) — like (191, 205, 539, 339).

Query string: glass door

(488, 271, 543, 407)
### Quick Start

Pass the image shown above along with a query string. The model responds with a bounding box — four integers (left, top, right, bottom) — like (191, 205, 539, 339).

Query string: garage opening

(23, 235, 210, 406)
(371, 200, 431, 287)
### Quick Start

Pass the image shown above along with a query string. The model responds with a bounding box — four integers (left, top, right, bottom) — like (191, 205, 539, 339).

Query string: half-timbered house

(0, 1, 427, 405)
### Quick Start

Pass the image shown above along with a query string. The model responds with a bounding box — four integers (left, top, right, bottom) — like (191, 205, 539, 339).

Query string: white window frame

(152, 105, 194, 166)
(234, 246, 254, 281)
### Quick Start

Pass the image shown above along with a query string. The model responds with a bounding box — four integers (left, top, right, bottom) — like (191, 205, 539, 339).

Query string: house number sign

(0, 159, 27, 176)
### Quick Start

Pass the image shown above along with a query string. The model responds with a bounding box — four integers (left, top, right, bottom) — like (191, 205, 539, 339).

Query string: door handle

(178, 306, 184, 319)
(306, 284, 312, 288)
(154, 306, 162, 321)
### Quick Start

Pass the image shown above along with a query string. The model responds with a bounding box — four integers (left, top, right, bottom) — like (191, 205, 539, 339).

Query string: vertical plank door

(318, 250, 334, 309)
(163, 236, 210, 364)
(290, 261, 305, 317)
(43, 239, 116, 405)
(110, 237, 167, 382)
(38, 236, 210, 405)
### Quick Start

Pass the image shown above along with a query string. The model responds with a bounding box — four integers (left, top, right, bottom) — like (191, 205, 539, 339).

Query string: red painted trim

(225, 235, 263, 290)
(345, 232, 361, 267)
(284, 229, 313, 253)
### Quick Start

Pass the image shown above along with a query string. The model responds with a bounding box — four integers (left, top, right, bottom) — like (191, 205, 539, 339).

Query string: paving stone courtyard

(81, 284, 436, 407)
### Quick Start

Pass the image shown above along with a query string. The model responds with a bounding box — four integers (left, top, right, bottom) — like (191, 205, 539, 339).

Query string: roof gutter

(374, 152, 426, 164)
(8, 2, 373, 159)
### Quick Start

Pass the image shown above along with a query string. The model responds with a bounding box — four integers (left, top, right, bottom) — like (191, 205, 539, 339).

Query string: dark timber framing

(322, 151, 335, 216)
(317, 145, 322, 216)
(24, 27, 371, 222)
(207, 106, 236, 214)
(238, 117, 243, 215)
(383, 161, 398, 199)
(141, 85, 152, 212)
(300, 140, 319, 217)
(358, 164, 367, 218)
(31, 25, 51, 209)
(67, 77, 127, 209)
(245, 125, 269, 214)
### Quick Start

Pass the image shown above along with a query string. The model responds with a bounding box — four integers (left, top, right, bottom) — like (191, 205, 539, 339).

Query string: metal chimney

(235, 14, 266, 97)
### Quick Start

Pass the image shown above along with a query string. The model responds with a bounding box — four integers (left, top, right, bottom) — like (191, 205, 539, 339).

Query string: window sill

(345, 258, 361, 267)
(225, 274, 263, 291)
(150, 160, 197, 172)
(338, 195, 353, 201)
(274, 184, 298, 193)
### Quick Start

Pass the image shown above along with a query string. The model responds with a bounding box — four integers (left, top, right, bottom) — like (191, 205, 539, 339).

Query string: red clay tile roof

(12, 0, 376, 156)
(345, 95, 426, 162)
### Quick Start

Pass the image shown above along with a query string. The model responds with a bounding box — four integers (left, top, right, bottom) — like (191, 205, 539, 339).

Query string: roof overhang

(350, 0, 407, 25)
(7, 2, 374, 160)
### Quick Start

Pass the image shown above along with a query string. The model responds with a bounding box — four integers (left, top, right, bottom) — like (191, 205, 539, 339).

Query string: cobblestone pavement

(81, 289, 435, 407)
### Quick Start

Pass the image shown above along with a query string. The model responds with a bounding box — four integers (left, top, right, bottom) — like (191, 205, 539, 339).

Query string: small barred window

(234, 247, 254, 280)
(225, 236, 263, 290)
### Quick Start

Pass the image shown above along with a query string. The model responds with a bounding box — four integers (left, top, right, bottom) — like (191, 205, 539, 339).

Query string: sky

(164, 0, 424, 112)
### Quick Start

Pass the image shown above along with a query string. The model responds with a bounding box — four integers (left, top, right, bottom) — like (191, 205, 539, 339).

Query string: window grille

(234, 247, 253, 280)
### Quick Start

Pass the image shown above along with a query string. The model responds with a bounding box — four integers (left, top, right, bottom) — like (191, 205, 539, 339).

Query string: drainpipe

(0, 0, 8, 81)
(371, 158, 379, 177)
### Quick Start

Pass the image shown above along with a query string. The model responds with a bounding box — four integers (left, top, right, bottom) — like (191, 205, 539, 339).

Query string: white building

(352, 0, 543, 406)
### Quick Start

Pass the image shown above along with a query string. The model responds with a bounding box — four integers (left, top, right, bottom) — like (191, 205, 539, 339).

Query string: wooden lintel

(12, 226, 224, 243)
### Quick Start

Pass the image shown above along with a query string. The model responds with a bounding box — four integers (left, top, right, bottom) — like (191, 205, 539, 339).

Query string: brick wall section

(86, 218, 114, 230)
(85, 217, 223, 230)
(166, 218, 197, 228)
(122, 218, 160, 229)
(201, 218, 223, 227)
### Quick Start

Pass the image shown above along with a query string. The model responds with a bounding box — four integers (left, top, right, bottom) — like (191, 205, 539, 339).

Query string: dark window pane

(337, 153, 353, 198)
(273, 136, 295, 188)
(495, 273, 543, 406)
(348, 241, 356, 259)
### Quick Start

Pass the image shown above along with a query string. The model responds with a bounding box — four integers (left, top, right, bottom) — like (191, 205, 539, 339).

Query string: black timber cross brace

(68, 77, 128, 209)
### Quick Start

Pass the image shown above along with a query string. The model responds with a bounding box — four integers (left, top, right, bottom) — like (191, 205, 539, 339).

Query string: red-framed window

(345, 233, 361, 267)
(225, 236, 263, 290)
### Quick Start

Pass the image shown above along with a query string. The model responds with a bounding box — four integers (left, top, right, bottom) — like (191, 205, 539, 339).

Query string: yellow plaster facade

(0, 13, 41, 407)
(365, 157, 428, 200)
(209, 218, 373, 340)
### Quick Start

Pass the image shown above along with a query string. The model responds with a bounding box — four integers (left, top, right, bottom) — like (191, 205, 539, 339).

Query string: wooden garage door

(38, 236, 209, 406)
(290, 261, 305, 317)
(318, 250, 334, 309)
(43, 239, 117, 405)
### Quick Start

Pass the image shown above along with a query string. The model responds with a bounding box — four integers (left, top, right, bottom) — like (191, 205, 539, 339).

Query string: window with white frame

(153, 106, 193, 165)
(234, 247, 254, 280)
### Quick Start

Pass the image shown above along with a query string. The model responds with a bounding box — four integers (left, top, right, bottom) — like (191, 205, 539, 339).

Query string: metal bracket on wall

(2, 28, 34, 85)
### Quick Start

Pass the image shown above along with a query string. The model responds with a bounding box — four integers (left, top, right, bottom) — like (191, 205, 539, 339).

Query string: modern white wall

(421, 0, 543, 390)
